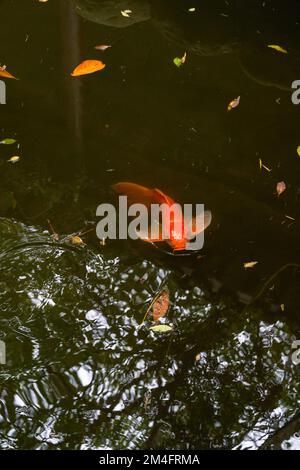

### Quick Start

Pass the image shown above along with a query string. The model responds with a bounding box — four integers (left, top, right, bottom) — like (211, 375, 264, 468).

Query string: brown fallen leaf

(244, 261, 258, 269)
(152, 288, 170, 323)
(228, 96, 240, 111)
(0, 65, 17, 79)
(276, 181, 286, 197)
(94, 44, 111, 51)
(71, 60, 106, 77)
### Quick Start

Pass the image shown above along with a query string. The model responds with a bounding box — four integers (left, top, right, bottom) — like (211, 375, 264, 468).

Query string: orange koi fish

(112, 182, 212, 252)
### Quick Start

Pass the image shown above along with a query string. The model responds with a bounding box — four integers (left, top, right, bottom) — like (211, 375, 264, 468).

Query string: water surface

(0, 0, 300, 450)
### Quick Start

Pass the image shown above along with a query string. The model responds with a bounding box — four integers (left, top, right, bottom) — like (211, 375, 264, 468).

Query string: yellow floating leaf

(244, 261, 258, 269)
(0, 66, 17, 79)
(121, 9, 132, 17)
(71, 60, 106, 77)
(280, 304, 285, 312)
(7, 155, 20, 163)
(150, 324, 173, 333)
(228, 96, 240, 111)
(297, 146, 300, 157)
(268, 44, 287, 54)
(70, 236, 84, 245)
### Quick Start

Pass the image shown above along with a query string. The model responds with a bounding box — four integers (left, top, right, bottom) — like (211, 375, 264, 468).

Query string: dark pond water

(1, 0, 300, 450)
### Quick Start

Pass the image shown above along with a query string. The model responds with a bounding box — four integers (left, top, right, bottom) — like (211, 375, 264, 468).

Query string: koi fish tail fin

(185, 210, 212, 240)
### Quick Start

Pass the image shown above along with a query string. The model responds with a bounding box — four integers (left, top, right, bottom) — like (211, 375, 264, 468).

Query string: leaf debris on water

(173, 52, 187, 67)
(0, 138, 17, 145)
(71, 60, 106, 77)
(7, 155, 20, 163)
(276, 181, 286, 197)
(228, 96, 240, 111)
(94, 44, 111, 51)
(259, 158, 272, 172)
(244, 261, 258, 269)
(267, 44, 287, 54)
(70, 236, 85, 246)
(0, 65, 18, 79)
(297, 146, 300, 157)
(150, 324, 173, 333)
(152, 288, 170, 323)
(121, 10, 132, 18)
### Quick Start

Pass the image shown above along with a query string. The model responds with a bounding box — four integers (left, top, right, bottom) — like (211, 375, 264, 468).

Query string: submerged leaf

(268, 44, 287, 54)
(150, 324, 173, 333)
(0, 138, 17, 145)
(71, 60, 106, 77)
(276, 181, 286, 197)
(152, 288, 170, 323)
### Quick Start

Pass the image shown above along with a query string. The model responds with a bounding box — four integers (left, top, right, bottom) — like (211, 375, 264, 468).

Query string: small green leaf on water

(0, 138, 17, 145)
(150, 324, 173, 333)
(173, 52, 187, 67)
(174, 57, 183, 67)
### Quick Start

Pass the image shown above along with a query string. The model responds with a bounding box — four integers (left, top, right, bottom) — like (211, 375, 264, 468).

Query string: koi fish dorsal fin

(152, 188, 176, 207)
(112, 182, 155, 208)
(112, 182, 176, 208)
